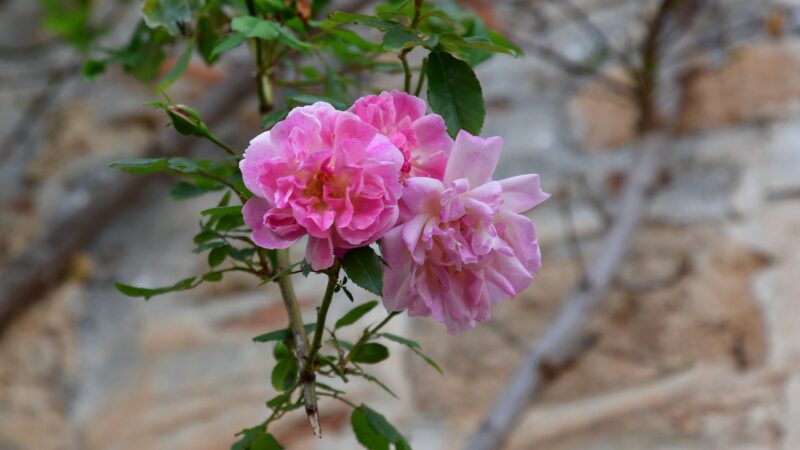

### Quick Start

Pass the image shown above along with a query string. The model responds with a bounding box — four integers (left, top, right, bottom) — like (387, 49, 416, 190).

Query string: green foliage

(141, 0, 202, 36)
(112, 21, 175, 83)
(342, 247, 384, 296)
(350, 343, 390, 364)
(114, 276, 197, 300)
(426, 51, 486, 136)
(379, 333, 443, 374)
(39, 0, 94, 51)
(158, 37, 195, 89)
(232, 429, 284, 450)
(271, 353, 298, 391)
(232, 16, 311, 51)
(253, 324, 316, 343)
(351, 406, 411, 450)
(335, 300, 379, 329)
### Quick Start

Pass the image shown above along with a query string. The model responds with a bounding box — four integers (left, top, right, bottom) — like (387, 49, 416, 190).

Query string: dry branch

(465, 133, 665, 450)
(0, 71, 253, 334)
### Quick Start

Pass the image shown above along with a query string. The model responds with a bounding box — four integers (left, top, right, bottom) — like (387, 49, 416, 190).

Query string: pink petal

(401, 177, 444, 216)
(306, 236, 334, 270)
(243, 197, 303, 249)
(444, 131, 503, 186)
(380, 227, 416, 311)
(499, 174, 550, 213)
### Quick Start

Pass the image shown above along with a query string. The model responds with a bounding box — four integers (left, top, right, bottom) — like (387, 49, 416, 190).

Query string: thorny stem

(246, 0, 273, 113)
(273, 248, 320, 437)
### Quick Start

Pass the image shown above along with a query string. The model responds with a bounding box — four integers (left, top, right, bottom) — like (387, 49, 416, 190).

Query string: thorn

(308, 408, 322, 438)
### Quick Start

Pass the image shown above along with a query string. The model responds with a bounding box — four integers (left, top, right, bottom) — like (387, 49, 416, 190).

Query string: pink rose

(349, 90, 452, 180)
(241, 102, 404, 270)
(380, 131, 550, 333)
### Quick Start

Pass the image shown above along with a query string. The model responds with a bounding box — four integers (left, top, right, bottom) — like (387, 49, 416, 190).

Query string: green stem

(412, 0, 423, 28)
(246, 0, 273, 113)
(304, 260, 341, 374)
(205, 132, 238, 156)
(274, 248, 320, 437)
(400, 50, 412, 93)
(414, 57, 427, 97)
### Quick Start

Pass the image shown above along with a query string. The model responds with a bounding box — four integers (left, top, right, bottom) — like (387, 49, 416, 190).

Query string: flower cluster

(241, 91, 549, 333)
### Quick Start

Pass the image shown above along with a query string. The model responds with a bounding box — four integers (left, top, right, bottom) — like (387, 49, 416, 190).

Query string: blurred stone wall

(2, 1, 800, 450)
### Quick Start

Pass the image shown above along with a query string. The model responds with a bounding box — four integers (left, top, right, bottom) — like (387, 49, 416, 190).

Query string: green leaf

(328, 12, 397, 29)
(426, 51, 485, 136)
(352, 405, 411, 450)
(202, 271, 223, 282)
(351, 407, 390, 450)
(266, 392, 290, 409)
(141, 0, 200, 36)
(260, 109, 289, 129)
(341, 246, 383, 296)
(166, 156, 200, 173)
(40, 0, 94, 51)
(108, 158, 167, 174)
(335, 300, 378, 329)
(351, 343, 389, 364)
(437, 33, 520, 60)
(324, 28, 381, 52)
(233, 429, 284, 450)
(316, 382, 345, 395)
(81, 59, 107, 79)
(232, 15, 280, 40)
(158, 37, 194, 89)
(273, 341, 289, 359)
(251, 433, 283, 450)
(274, 25, 312, 51)
(379, 333, 443, 375)
(193, 229, 217, 244)
(111, 21, 173, 83)
(208, 246, 227, 268)
(288, 94, 348, 111)
(271, 354, 298, 391)
(362, 405, 408, 446)
(231, 16, 311, 51)
(378, 332, 419, 349)
(169, 182, 211, 200)
(114, 276, 197, 300)
(210, 33, 247, 59)
(201, 205, 242, 217)
(381, 26, 421, 52)
(361, 372, 398, 399)
(253, 323, 316, 343)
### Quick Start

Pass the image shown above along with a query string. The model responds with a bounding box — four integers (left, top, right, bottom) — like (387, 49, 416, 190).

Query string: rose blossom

(349, 90, 452, 180)
(380, 130, 550, 333)
(240, 102, 404, 270)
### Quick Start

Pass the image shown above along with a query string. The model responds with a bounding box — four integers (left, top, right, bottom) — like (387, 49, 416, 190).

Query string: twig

(464, 133, 665, 450)
(557, 184, 588, 287)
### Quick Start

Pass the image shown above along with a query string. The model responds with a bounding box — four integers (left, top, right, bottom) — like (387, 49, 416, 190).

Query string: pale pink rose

(380, 131, 550, 333)
(349, 90, 452, 180)
(240, 102, 404, 270)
